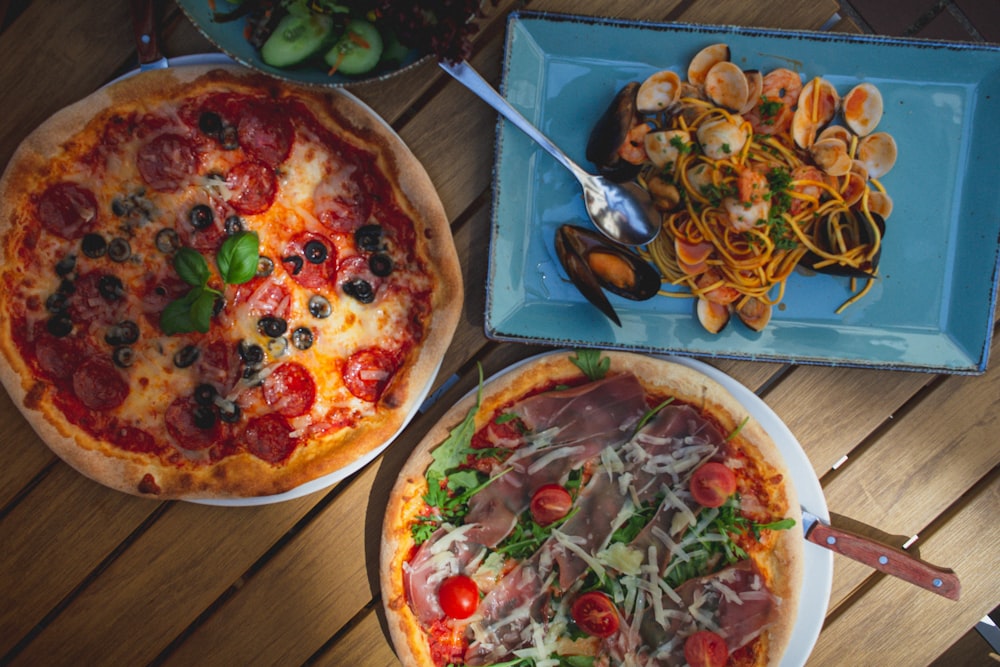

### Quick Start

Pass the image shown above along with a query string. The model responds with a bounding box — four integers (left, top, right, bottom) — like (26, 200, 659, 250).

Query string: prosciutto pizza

(381, 351, 803, 666)
(0, 64, 462, 500)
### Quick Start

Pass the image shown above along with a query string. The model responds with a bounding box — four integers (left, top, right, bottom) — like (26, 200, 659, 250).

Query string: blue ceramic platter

(486, 11, 1000, 373)
(175, 0, 425, 87)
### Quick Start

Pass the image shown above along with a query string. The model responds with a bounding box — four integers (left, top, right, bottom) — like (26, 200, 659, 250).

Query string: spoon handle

(440, 60, 588, 180)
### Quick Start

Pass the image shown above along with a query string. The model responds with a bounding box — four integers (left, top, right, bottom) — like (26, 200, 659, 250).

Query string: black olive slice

(112, 346, 135, 368)
(46, 315, 73, 338)
(217, 400, 242, 423)
(369, 253, 393, 277)
(192, 404, 217, 430)
(111, 198, 128, 217)
(342, 278, 375, 304)
(256, 256, 275, 278)
(258, 315, 288, 338)
(282, 255, 304, 276)
(308, 294, 332, 319)
(189, 204, 214, 230)
(46, 292, 69, 313)
(304, 240, 328, 263)
(224, 215, 244, 235)
(174, 344, 200, 368)
(55, 254, 77, 277)
(355, 224, 383, 252)
(98, 275, 124, 301)
(81, 233, 107, 258)
(155, 228, 180, 254)
(194, 383, 218, 406)
(105, 320, 139, 346)
(291, 326, 314, 350)
(107, 238, 132, 263)
(238, 339, 265, 364)
(199, 111, 224, 138)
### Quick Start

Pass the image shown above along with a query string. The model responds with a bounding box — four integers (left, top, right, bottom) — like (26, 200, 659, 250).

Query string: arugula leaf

(426, 364, 483, 484)
(634, 397, 675, 434)
(216, 231, 260, 284)
(570, 349, 609, 381)
(173, 247, 210, 287)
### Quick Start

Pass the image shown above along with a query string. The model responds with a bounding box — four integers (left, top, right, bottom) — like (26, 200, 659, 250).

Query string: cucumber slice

(260, 12, 335, 68)
(324, 19, 383, 76)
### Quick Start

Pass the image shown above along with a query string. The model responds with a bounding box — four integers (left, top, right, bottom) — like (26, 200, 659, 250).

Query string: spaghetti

(621, 50, 894, 333)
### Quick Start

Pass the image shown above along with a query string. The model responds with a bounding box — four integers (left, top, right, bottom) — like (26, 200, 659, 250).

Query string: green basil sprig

(160, 231, 260, 335)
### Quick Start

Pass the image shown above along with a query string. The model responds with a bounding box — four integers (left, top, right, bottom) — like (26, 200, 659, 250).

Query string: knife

(801, 507, 961, 600)
(130, 0, 169, 71)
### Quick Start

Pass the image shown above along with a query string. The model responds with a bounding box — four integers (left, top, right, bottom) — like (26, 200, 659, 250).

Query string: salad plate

(486, 11, 1000, 373)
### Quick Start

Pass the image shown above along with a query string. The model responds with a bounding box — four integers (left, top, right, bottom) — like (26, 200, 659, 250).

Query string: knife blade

(801, 507, 960, 600)
(130, 0, 169, 71)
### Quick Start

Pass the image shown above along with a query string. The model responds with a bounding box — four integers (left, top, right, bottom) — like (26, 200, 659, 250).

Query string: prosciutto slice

(403, 524, 486, 625)
(462, 372, 647, 547)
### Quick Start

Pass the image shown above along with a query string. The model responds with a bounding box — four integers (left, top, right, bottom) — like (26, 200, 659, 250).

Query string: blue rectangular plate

(486, 11, 1000, 373)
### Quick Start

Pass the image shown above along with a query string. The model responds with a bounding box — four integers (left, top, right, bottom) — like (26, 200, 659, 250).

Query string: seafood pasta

(587, 43, 897, 333)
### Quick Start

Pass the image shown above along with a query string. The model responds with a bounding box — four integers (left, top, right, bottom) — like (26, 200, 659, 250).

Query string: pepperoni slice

(280, 232, 338, 289)
(72, 358, 128, 411)
(226, 160, 277, 215)
(137, 133, 198, 192)
(243, 412, 297, 463)
(68, 270, 125, 328)
(107, 423, 163, 454)
(165, 396, 219, 450)
(261, 362, 316, 417)
(36, 182, 98, 239)
(313, 164, 373, 233)
(34, 334, 81, 381)
(239, 103, 293, 168)
(342, 347, 398, 403)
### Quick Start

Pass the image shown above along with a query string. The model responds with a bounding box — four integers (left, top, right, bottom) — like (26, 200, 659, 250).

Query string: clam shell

(857, 131, 898, 178)
(688, 43, 730, 86)
(696, 116, 748, 160)
(843, 82, 883, 136)
(644, 129, 691, 169)
(704, 61, 750, 112)
(637, 70, 683, 113)
(697, 298, 730, 334)
(792, 77, 840, 148)
(810, 138, 853, 176)
(739, 70, 763, 116)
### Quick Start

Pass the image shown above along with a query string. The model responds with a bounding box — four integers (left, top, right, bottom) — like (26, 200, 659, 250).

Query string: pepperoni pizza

(0, 64, 462, 500)
(381, 351, 803, 666)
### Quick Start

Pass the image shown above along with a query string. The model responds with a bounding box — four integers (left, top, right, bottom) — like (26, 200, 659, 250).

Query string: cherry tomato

(689, 461, 737, 508)
(570, 591, 620, 638)
(437, 575, 479, 619)
(529, 483, 573, 526)
(684, 629, 729, 667)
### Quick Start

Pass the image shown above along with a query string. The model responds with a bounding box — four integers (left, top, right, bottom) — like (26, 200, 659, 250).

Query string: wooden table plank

(809, 472, 1000, 666)
(311, 606, 401, 666)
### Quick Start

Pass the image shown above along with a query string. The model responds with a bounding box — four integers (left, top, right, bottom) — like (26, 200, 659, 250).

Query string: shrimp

(618, 122, 651, 164)
(743, 67, 802, 135)
(723, 167, 771, 231)
(789, 165, 826, 215)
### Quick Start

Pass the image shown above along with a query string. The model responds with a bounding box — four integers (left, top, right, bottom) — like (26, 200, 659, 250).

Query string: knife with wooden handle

(130, 0, 168, 70)
(801, 508, 961, 600)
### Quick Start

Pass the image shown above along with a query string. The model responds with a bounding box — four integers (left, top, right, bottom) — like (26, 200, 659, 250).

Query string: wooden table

(1, 1, 997, 665)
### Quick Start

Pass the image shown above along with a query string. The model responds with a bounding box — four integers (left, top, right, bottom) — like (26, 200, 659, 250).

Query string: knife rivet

(933, 578, 943, 587)
(826, 536, 836, 545)
(879, 555, 888, 565)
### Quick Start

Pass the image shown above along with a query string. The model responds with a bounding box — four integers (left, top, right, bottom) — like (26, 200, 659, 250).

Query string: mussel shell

(800, 210, 886, 277)
(586, 82, 642, 182)
(556, 224, 661, 326)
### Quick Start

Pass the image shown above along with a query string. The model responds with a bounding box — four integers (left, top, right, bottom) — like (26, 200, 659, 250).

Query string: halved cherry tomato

(684, 629, 729, 667)
(529, 483, 573, 526)
(689, 461, 737, 508)
(437, 574, 479, 619)
(570, 591, 620, 638)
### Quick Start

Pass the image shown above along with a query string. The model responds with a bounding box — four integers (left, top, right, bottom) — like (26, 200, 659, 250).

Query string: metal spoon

(441, 60, 660, 246)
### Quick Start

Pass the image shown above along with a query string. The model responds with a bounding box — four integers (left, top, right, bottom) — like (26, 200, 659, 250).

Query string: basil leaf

(189, 287, 219, 333)
(173, 247, 210, 287)
(217, 231, 260, 285)
(159, 288, 201, 335)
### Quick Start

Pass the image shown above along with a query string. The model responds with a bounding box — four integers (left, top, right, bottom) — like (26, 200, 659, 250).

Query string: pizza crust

(380, 350, 804, 666)
(0, 65, 462, 500)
